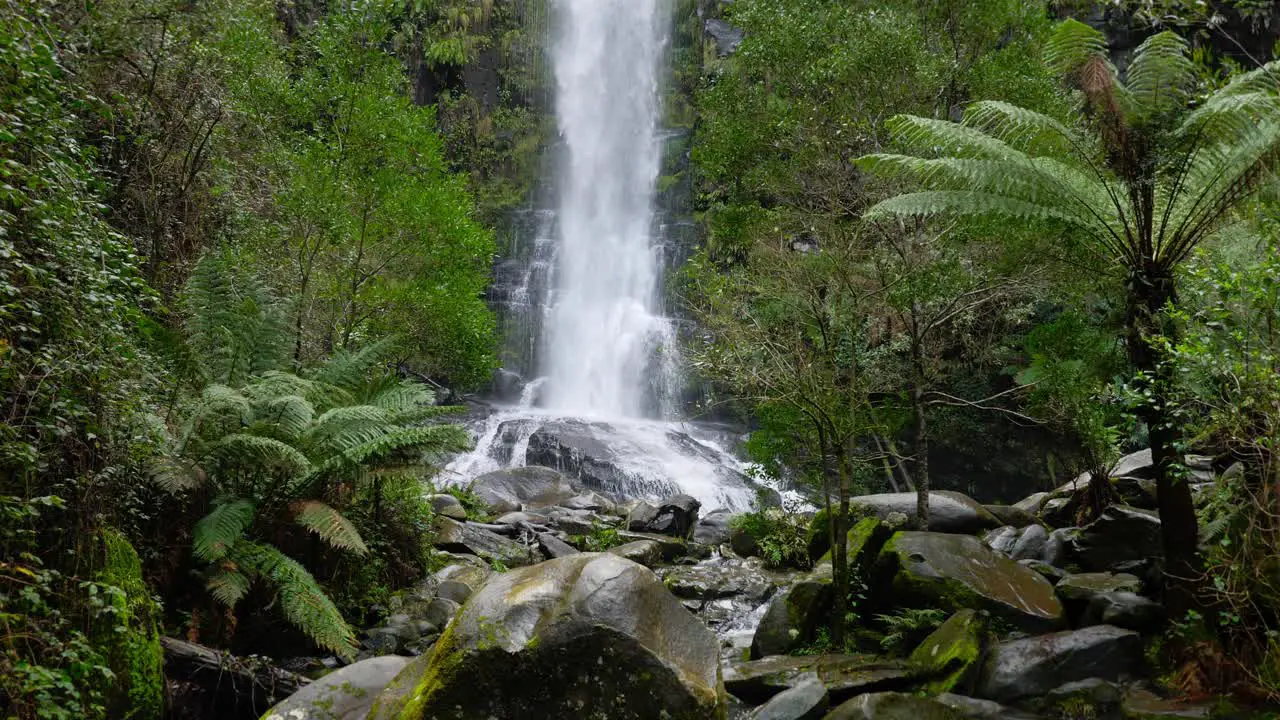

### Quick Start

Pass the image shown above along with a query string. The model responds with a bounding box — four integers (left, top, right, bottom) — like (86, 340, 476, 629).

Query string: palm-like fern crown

(182, 253, 290, 386)
(857, 19, 1280, 272)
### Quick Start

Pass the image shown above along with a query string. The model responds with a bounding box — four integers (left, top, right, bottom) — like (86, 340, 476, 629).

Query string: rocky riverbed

(257, 450, 1237, 720)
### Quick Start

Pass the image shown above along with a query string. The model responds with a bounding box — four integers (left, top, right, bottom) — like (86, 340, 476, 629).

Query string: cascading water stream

(446, 0, 770, 512)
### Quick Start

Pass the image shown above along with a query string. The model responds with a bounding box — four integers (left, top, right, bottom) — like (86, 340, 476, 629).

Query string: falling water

(446, 0, 773, 512)
(541, 0, 671, 418)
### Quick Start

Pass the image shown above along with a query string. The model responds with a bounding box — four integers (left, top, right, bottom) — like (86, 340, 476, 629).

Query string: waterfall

(446, 0, 778, 513)
(541, 0, 671, 418)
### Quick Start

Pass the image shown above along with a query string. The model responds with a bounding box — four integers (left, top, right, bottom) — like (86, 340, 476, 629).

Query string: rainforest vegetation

(2, 0, 1280, 718)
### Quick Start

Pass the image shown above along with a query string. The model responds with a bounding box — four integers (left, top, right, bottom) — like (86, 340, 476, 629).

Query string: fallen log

(162, 637, 310, 720)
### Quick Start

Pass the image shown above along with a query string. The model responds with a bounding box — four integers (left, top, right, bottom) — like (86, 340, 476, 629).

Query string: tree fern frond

(962, 101, 1083, 157)
(1210, 60, 1280, 99)
(209, 433, 313, 478)
(1125, 31, 1194, 124)
(191, 385, 252, 437)
(884, 115, 1018, 159)
(318, 425, 471, 473)
(193, 500, 255, 562)
(182, 254, 290, 386)
(310, 337, 400, 391)
(206, 566, 251, 607)
(293, 501, 368, 555)
(149, 457, 208, 494)
(230, 541, 357, 658)
(368, 380, 436, 412)
(1177, 92, 1280, 148)
(252, 394, 315, 440)
(861, 190, 1107, 231)
(1045, 18, 1110, 76)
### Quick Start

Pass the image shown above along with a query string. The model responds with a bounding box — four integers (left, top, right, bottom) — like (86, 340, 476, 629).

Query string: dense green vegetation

(3, 0, 1280, 716)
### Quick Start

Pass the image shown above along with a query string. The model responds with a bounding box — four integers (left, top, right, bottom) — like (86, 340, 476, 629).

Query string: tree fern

(193, 500, 256, 562)
(206, 566, 251, 606)
(293, 501, 368, 555)
(230, 541, 357, 658)
(182, 253, 290, 386)
(149, 457, 207, 494)
(1125, 31, 1194, 124)
(250, 394, 315, 441)
(309, 336, 400, 391)
(208, 434, 312, 479)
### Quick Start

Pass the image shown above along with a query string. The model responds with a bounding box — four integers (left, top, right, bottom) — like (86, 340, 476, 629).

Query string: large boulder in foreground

(372, 553, 724, 720)
(977, 625, 1144, 702)
(467, 466, 577, 513)
(851, 492, 1001, 535)
(875, 532, 1065, 633)
(263, 655, 411, 720)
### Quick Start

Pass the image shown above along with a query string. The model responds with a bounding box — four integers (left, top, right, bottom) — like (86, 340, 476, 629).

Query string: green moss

(907, 609, 985, 694)
(97, 529, 164, 720)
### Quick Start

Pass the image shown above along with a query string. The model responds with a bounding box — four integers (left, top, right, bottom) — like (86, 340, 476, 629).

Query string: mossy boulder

(908, 609, 985, 694)
(371, 553, 725, 719)
(97, 529, 163, 720)
(817, 517, 896, 574)
(723, 654, 920, 705)
(263, 656, 412, 720)
(849, 492, 1001, 534)
(875, 532, 1065, 633)
(750, 577, 833, 659)
(824, 692, 966, 720)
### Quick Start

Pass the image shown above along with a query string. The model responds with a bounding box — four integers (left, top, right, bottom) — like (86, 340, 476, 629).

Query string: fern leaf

(251, 394, 315, 440)
(206, 566, 251, 607)
(231, 541, 357, 658)
(1125, 31, 1194, 124)
(149, 457, 208, 494)
(962, 101, 1080, 156)
(310, 337, 400, 391)
(193, 500, 255, 562)
(293, 501, 369, 555)
(208, 433, 313, 478)
(368, 380, 436, 413)
(861, 190, 1105, 232)
(1045, 18, 1109, 76)
(884, 114, 1016, 159)
(340, 425, 472, 466)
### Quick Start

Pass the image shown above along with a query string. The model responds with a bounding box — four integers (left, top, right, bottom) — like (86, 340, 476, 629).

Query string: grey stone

(627, 501, 661, 530)
(1009, 525, 1048, 562)
(433, 563, 492, 604)
(647, 493, 701, 538)
(851, 491, 1001, 534)
(1044, 677, 1123, 708)
(748, 673, 828, 720)
(983, 526, 1019, 555)
(1041, 528, 1073, 567)
(422, 597, 460, 630)
(616, 530, 688, 561)
(1056, 572, 1142, 613)
(1071, 505, 1163, 572)
(750, 578, 832, 658)
(824, 692, 967, 720)
(1084, 591, 1165, 633)
(694, 508, 736, 546)
(608, 539, 664, 568)
(537, 532, 579, 559)
(561, 490, 616, 513)
(984, 505, 1035, 528)
(367, 553, 725, 719)
(428, 493, 467, 520)
(705, 18, 744, 57)
(657, 558, 776, 603)
(723, 655, 918, 705)
(1012, 492, 1050, 516)
(468, 465, 577, 513)
(1017, 559, 1067, 584)
(431, 516, 540, 567)
(977, 625, 1144, 702)
(877, 531, 1066, 633)
(263, 655, 410, 720)
(1121, 687, 1215, 718)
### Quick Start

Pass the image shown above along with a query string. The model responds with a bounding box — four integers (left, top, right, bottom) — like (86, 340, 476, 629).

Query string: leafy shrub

(571, 522, 623, 552)
(731, 508, 810, 569)
(445, 486, 493, 523)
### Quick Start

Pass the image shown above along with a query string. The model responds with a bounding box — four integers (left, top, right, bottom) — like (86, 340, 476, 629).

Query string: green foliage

(571, 522, 623, 553)
(876, 608, 949, 656)
(444, 486, 493, 523)
(730, 508, 811, 569)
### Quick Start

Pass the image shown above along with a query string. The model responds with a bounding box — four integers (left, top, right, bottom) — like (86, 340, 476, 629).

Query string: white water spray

(540, 0, 671, 418)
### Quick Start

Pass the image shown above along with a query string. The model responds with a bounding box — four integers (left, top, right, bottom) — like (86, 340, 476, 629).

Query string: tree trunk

(1126, 269, 1201, 616)
(910, 334, 930, 531)
(823, 434, 849, 648)
(162, 637, 308, 720)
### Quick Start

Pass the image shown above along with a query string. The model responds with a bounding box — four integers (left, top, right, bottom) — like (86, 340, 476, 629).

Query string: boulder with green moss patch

(263, 656, 412, 720)
(371, 553, 725, 719)
(817, 517, 896, 574)
(875, 531, 1065, 633)
(908, 609, 985, 694)
(750, 577, 833, 659)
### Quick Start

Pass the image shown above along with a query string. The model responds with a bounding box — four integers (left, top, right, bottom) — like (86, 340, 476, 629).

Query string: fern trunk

(1126, 268, 1201, 617)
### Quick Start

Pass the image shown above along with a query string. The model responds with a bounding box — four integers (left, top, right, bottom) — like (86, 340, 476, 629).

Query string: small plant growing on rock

(571, 522, 622, 552)
(876, 608, 948, 656)
(730, 507, 810, 569)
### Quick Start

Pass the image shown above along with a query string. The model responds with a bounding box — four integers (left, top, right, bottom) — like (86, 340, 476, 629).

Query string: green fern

(208, 434, 312, 478)
(193, 500, 255, 562)
(182, 254, 290, 386)
(293, 501, 369, 555)
(148, 457, 207, 494)
(206, 566, 251, 606)
(230, 541, 357, 658)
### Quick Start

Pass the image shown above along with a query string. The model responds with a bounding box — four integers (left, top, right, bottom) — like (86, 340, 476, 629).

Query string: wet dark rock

(934, 693, 1041, 719)
(658, 557, 775, 602)
(1012, 492, 1050, 516)
(422, 597, 460, 630)
(1071, 506, 1163, 572)
(1121, 687, 1215, 718)
(1009, 525, 1048, 562)
(1043, 677, 1123, 710)
(648, 493, 701, 538)
(561, 490, 617, 514)
(1017, 559, 1067, 584)
(432, 517, 541, 567)
(366, 553, 724, 719)
(695, 508, 736, 546)
(616, 530, 688, 561)
(977, 625, 1144, 702)
(984, 505, 1035, 528)
(851, 491, 1001, 535)
(1041, 528, 1072, 567)
(876, 531, 1065, 633)
(1083, 591, 1165, 633)
(705, 18, 745, 56)
(627, 500, 661, 530)
(750, 576, 832, 658)
(747, 673, 828, 720)
(983, 526, 1019, 556)
(1056, 572, 1141, 618)
(468, 465, 577, 513)
(547, 507, 615, 535)
(263, 656, 410, 720)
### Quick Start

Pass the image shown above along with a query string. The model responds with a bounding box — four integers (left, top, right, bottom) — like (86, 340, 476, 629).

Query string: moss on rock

(97, 528, 164, 720)
(908, 609, 985, 694)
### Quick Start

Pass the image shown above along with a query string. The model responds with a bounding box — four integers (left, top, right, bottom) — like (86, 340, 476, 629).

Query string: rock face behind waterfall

(371, 553, 726, 720)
